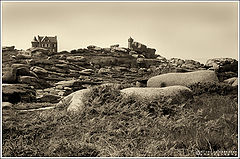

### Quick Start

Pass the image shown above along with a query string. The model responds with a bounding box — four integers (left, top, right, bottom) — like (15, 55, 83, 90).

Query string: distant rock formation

(205, 58, 238, 81)
(2, 46, 15, 52)
(2, 41, 237, 107)
(128, 37, 156, 58)
(205, 58, 237, 72)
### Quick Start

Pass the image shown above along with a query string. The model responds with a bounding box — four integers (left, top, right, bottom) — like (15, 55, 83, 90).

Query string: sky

(2, 2, 238, 63)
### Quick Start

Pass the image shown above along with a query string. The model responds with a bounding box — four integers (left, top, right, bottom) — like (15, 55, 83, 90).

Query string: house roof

(32, 36, 38, 42)
(32, 35, 57, 43)
(38, 36, 44, 42)
(47, 36, 57, 43)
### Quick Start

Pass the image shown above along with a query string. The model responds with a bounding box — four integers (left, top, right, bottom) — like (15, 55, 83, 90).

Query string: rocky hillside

(2, 45, 238, 105)
(2, 45, 238, 157)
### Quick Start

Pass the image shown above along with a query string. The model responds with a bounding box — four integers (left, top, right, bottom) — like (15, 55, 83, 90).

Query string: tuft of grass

(2, 84, 238, 157)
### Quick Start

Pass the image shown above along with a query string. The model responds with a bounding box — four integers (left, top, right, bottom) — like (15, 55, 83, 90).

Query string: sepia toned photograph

(1, 1, 239, 157)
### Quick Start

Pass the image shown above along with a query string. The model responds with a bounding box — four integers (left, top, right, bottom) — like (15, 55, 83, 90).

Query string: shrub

(187, 82, 238, 96)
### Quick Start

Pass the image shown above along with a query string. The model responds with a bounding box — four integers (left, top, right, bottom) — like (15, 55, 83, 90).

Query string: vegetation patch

(188, 82, 238, 96)
(2, 85, 238, 157)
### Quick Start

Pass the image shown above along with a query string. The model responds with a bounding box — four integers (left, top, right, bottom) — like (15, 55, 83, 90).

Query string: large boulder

(232, 78, 238, 86)
(2, 67, 17, 83)
(205, 58, 237, 71)
(66, 56, 86, 62)
(15, 67, 30, 76)
(170, 58, 184, 66)
(185, 59, 201, 66)
(111, 47, 128, 53)
(169, 58, 202, 70)
(56, 89, 90, 112)
(15, 50, 31, 59)
(2, 64, 35, 84)
(37, 94, 61, 103)
(102, 48, 111, 53)
(11, 63, 29, 69)
(55, 79, 84, 91)
(30, 66, 48, 78)
(18, 76, 41, 88)
(206, 58, 238, 82)
(2, 84, 36, 103)
(120, 86, 193, 103)
(224, 77, 238, 86)
(87, 45, 102, 51)
(223, 77, 237, 85)
(28, 47, 50, 54)
(2, 102, 13, 110)
(15, 53, 32, 60)
(147, 70, 219, 87)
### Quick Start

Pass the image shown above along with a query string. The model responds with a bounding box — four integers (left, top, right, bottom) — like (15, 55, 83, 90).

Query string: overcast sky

(2, 2, 238, 63)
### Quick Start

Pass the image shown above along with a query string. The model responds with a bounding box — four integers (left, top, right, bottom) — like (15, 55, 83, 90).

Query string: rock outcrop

(18, 76, 40, 88)
(205, 58, 238, 82)
(56, 89, 91, 112)
(205, 58, 237, 70)
(2, 102, 13, 110)
(55, 79, 84, 91)
(128, 37, 156, 59)
(2, 84, 36, 103)
(147, 70, 219, 87)
(2, 46, 15, 52)
(2, 67, 18, 83)
(232, 78, 238, 86)
(224, 77, 238, 86)
(37, 94, 61, 103)
(30, 66, 48, 78)
(120, 86, 193, 103)
(2, 42, 237, 110)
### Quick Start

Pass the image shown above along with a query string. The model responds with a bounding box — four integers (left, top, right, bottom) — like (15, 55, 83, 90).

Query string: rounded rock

(147, 70, 219, 87)
(120, 86, 193, 103)
(56, 89, 90, 112)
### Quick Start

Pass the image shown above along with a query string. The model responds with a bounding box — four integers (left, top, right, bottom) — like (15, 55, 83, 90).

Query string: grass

(2, 84, 238, 157)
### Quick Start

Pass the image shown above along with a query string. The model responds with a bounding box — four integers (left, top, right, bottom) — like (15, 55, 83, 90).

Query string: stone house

(31, 35, 58, 53)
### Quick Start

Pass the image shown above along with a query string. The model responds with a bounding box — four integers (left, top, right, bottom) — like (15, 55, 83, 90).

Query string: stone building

(128, 37, 156, 58)
(31, 35, 58, 53)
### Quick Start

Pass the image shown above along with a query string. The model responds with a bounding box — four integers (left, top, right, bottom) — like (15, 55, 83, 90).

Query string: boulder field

(2, 46, 238, 111)
(147, 70, 219, 87)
